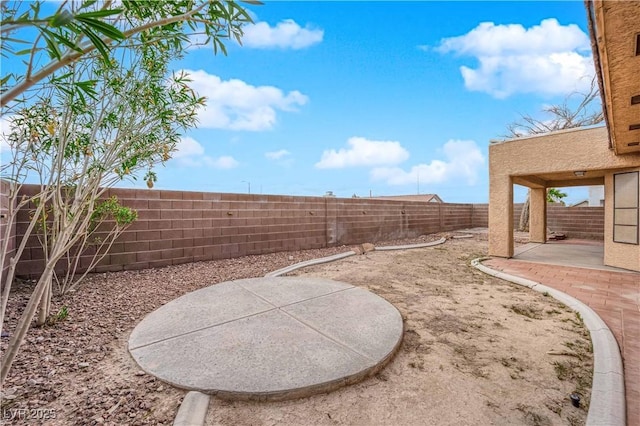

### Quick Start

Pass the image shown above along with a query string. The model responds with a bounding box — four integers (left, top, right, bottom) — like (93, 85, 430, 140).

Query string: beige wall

(489, 126, 640, 271)
(529, 188, 547, 243)
(490, 127, 638, 177)
(604, 168, 640, 271)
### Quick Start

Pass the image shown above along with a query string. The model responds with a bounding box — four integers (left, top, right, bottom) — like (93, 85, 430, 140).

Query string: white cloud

(242, 19, 324, 49)
(184, 69, 308, 131)
(436, 18, 594, 98)
(173, 136, 204, 159)
(0, 116, 13, 154)
(172, 136, 238, 169)
(371, 140, 485, 186)
(204, 155, 239, 169)
(315, 137, 409, 169)
(265, 149, 293, 167)
(265, 149, 291, 160)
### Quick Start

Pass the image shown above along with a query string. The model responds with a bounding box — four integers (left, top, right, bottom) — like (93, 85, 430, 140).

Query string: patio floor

(484, 241, 640, 425)
(513, 240, 627, 272)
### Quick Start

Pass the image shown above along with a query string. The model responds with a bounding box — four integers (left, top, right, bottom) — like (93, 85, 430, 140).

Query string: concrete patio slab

(513, 242, 630, 272)
(130, 309, 372, 395)
(234, 276, 353, 306)
(129, 281, 274, 349)
(283, 287, 404, 361)
(129, 277, 403, 401)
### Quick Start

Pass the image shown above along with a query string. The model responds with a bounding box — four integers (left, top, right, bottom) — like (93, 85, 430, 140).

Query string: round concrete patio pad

(128, 277, 403, 400)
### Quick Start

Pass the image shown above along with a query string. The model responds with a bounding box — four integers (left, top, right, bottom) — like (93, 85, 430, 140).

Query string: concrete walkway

(129, 276, 403, 401)
(485, 242, 640, 425)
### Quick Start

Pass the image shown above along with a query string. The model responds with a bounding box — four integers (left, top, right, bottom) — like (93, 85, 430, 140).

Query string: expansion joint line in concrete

(131, 306, 276, 351)
(278, 302, 376, 363)
(231, 282, 372, 359)
(233, 279, 354, 311)
(135, 284, 356, 352)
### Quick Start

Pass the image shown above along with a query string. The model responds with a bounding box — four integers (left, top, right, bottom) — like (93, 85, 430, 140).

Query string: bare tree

(505, 75, 603, 138)
(504, 75, 604, 231)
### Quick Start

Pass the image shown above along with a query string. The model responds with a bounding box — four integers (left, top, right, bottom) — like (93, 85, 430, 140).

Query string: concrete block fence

(0, 184, 604, 279)
(547, 204, 605, 240)
(1, 180, 16, 284)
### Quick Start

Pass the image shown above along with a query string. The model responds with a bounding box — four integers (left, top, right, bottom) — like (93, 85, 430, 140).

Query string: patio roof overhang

(512, 173, 604, 190)
(490, 126, 640, 189)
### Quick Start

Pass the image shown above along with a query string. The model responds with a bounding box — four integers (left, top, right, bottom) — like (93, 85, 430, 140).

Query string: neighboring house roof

(586, 0, 640, 155)
(375, 194, 443, 203)
(570, 200, 589, 207)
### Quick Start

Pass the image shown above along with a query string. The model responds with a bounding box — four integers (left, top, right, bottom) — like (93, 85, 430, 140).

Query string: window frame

(613, 171, 639, 245)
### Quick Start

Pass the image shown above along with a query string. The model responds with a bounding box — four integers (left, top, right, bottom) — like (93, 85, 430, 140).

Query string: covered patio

(488, 125, 640, 272)
(489, 0, 640, 273)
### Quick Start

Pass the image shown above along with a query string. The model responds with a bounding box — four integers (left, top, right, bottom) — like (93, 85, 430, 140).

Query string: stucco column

(489, 174, 513, 258)
(529, 188, 547, 243)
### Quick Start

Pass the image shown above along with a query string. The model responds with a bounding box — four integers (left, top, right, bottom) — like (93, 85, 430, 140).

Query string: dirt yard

(1, 234, 592, 425)
(207, 237, 593, 426)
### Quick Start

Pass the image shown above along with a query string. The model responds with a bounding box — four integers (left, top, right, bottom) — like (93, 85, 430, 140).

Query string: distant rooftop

(375, 194, 443, 203)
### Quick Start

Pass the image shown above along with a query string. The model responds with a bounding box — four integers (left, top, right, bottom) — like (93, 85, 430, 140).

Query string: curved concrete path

(129, 276, 403, 401)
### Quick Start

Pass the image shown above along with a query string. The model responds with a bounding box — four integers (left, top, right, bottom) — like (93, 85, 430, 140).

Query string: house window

(613, 171, 639, 244)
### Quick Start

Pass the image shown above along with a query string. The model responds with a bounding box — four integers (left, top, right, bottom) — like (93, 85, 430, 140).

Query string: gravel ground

(1, 244, 358, 425)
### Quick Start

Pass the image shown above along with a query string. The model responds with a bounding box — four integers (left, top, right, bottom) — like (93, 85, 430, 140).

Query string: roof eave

(586, 0, 614, 151)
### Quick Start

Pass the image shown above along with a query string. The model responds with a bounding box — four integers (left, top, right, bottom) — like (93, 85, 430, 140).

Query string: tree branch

(2, 2, 208, 108)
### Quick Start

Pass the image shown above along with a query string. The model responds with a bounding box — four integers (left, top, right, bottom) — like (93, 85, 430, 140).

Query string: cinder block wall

(470, 203, 604, 238)
(470, 203, 524, 229)
(471, 204, 488, 228)
(329, 198, 444, 245)
(1, 180, 16, 284)
(15, 188, 329, 276)
(13, 187, 479, 276)
(9, 184, 605, 278)
(547, 205, 604, 239)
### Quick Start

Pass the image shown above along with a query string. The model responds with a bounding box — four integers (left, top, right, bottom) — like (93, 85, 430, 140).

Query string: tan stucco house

(488, 1, 640, 272)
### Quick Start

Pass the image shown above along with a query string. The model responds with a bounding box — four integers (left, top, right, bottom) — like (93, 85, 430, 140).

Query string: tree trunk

(0, 267, 53, 384)
(519, 190, 531, 232)
(36, 281, 52, 326)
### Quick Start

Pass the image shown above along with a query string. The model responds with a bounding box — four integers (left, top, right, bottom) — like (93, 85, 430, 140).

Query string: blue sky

(3, 1, 600, 204)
